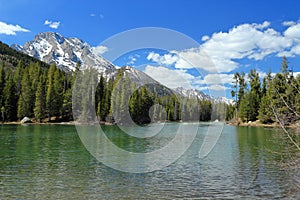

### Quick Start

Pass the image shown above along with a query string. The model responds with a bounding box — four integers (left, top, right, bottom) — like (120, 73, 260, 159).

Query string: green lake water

(0, 123, 298, 199)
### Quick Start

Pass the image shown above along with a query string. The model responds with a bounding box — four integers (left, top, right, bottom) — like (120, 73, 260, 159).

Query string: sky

(1, 0, 300, 98)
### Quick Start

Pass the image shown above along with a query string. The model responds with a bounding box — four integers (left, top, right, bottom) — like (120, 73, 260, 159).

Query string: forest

(0, 40, 299, 126)
(0, 58, 229, 124)
(232, 56, 300, 126)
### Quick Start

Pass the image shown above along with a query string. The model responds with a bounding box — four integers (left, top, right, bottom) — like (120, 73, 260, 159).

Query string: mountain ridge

(12, 32, 115, 74)
(11, 32, 233, 105)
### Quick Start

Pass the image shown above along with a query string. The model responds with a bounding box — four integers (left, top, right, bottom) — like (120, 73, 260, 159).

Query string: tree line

(231, 56, 300, 125)
(73, 66, 229, 124)
(0, 61, 73, 122)
(0, 60, 230, 124)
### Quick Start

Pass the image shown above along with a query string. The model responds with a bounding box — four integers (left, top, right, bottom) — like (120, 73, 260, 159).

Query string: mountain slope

(12, 32, 233, 105)
(13, 32, 115, 73)
(0, 41, 49, 69)
(174, 87, 211, 101)
(117, 66, 174, 96)
(175, 87, 234, 105)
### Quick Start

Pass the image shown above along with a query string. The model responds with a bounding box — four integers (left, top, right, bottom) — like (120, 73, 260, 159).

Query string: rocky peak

(13, 32, 115, 73)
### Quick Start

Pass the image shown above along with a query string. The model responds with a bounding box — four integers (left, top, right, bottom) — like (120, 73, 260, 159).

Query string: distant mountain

(118, 66, 174, 96)
(174, 87, 234, 105)
(12, 32, 115, 74)
(213, 96, 234, 105)
(174, 87, 211, 101)
(0, 41, 49, 69)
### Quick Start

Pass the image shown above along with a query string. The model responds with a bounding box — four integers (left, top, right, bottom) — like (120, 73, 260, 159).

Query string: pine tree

(46, 65, 56, 121)
(3, 72, 18, 121)
(96, 74, 105, 119)
(0, 62, 6, 108)
(239, 91, 250, 122)
(52, 67, 64, 117)
(248, 69, 261, 121)
(34, 75, 46, 122)
(17, 68, 33, 119)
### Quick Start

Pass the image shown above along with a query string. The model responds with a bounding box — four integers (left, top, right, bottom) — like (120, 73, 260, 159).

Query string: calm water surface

(0, 123, 298, 199)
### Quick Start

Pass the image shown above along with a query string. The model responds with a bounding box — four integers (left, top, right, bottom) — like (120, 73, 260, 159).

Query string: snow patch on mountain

(12, 32, 115, 73)
(174, 87, 234, 105)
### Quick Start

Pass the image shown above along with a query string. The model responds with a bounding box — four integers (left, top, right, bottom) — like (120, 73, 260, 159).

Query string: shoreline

(2, 119, 299, 129)
(0, 120, 293, 127)
(227, 120, 300, 129)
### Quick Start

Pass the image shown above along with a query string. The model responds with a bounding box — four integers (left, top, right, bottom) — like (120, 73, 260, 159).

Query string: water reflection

(0, 124, 298, 199)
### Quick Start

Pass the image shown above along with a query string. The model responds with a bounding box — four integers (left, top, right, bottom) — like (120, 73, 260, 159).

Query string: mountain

(174, 87, 234, 105)
(11, 32, 233, 105)
(118, 66, 174, 96)
(12, 32, 115, 74)
(0, 41, 49, 69)
(174, 87, 211, 101)
(213, 96, 234, 105)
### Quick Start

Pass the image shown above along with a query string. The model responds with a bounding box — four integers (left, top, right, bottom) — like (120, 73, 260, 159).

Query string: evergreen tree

(0, 62, 6, 108)
(239, 91, 250, 122)
(248, 69, 261, 121)
(34, 75, 46, 122)
(46, 65, 56, 121)
(52, 68, 64, 117)
(3, 72, 18, 121)
(17, 68, 33, 119)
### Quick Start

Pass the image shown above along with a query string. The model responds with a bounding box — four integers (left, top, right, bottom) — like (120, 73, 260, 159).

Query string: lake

(0, 123, 298, 199)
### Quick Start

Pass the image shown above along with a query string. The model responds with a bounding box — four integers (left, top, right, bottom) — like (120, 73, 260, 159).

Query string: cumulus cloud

(143, 65, 233, 91)
(144, 65, 196, 89)
(200, 21, 292, 71)
(201, 35, 210, 41)
(144, 21, 300, 91)
(92, 45, 108, 56)
(44, 20, 60, 29)
(196, 85, 231, 91)
(147, 52, 178, 65)
(195, 74, 234, 85)
(0, 21, 30, 35)
(282, 21, 296, 27)
(146, 21, 300, 73)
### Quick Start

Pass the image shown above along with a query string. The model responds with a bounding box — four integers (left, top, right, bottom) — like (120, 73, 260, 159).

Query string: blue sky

(1, 0, 300, 97)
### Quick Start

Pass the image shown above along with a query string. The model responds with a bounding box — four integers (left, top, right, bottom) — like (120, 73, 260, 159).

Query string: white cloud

(143, 21, 300, 91)
(90, 13, 96, 17)
(197, 85, 231, 91)
(147, 21, 300, 73)
(44, 20, 60, 29)
(0, 21, 30, 35)
(127, 56, 137, 65)
(147, 51, 178, 65)
(282, 21, 296, 27)
(200, 21, 292, 71)
(144, 65, 233, 91)
(208, 85, 231, 91)
(144, 65, 196, 89)
(195, 74, 234, 85)
(201, 35, 210, 41)
(92, 45, 108, 56)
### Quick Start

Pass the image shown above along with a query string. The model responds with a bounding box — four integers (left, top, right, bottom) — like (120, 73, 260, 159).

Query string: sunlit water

(0, 123, 298, 199)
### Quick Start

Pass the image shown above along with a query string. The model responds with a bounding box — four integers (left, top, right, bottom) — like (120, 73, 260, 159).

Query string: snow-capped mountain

(174, 87, 234, 105)
(174, 87, 211, 101)
(12, 32, 233, 105)
(214, 96, 235, 105)
(12, 32, 115, 73)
